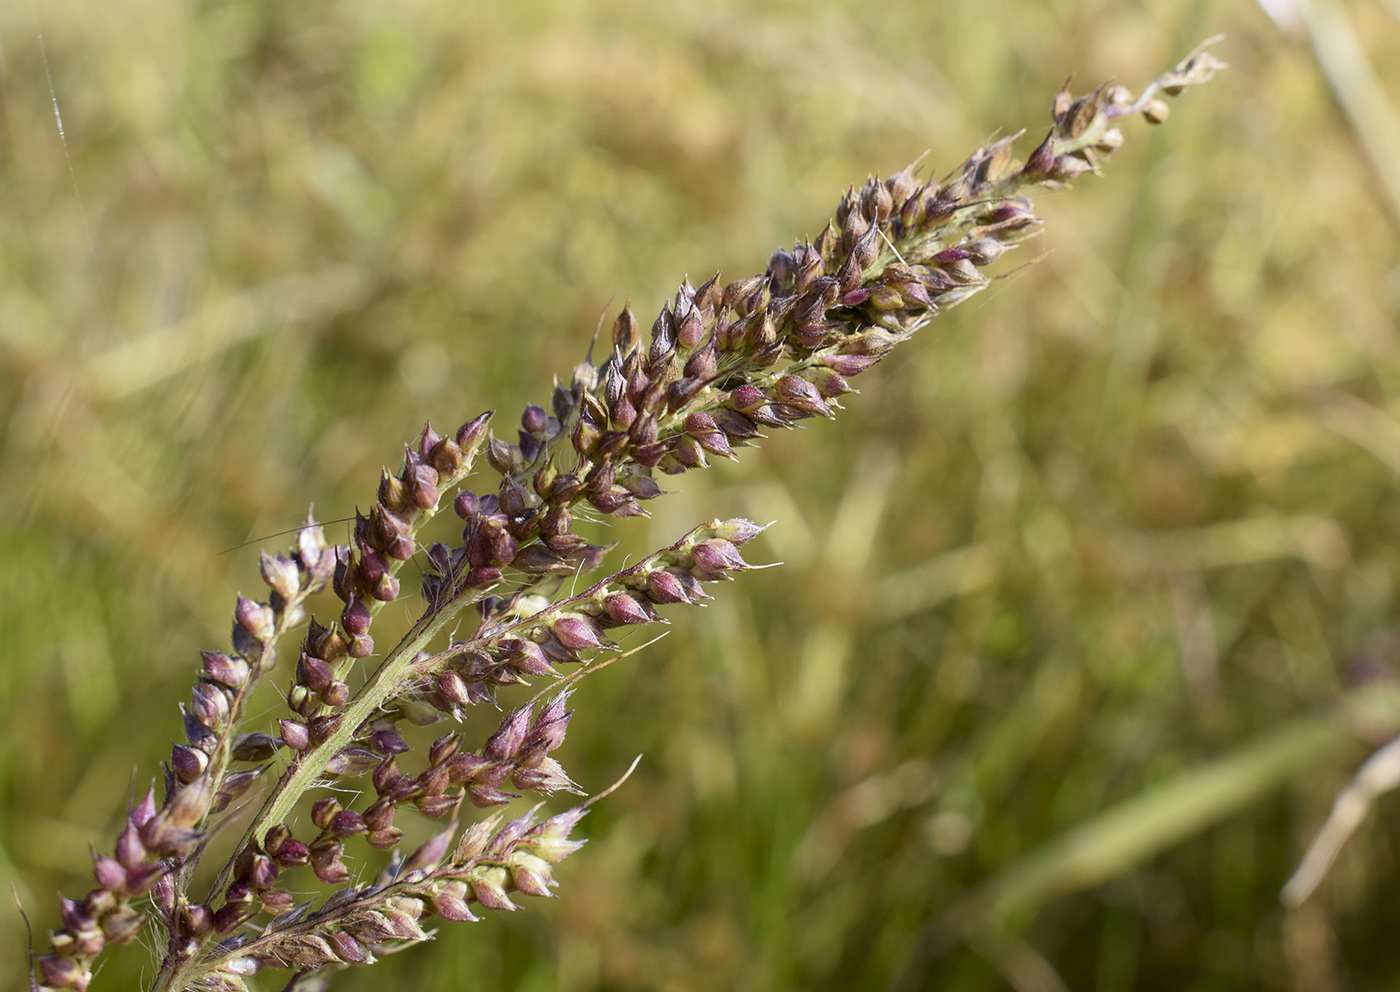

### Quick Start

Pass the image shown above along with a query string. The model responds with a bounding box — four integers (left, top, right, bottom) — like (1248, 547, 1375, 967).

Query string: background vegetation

(3, 0, 1400, 989)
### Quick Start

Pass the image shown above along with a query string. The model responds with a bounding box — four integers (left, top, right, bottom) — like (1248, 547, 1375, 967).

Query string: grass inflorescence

(26, 43, 1224, 992)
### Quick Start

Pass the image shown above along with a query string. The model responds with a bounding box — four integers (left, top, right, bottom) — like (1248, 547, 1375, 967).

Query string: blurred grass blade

(1275, 0, 1400, 230)
(1282, 733, 1400, 906)
(966, 919, 1070, 992)
(967, 717, 1343, 921)
(896, 716, 1357, 988)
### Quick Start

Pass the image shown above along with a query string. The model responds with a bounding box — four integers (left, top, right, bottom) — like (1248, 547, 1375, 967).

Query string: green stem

(150, 591, 475, 992)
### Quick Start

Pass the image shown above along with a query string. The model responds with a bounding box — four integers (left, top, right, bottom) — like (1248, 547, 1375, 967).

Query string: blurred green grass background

(4, 0, 1400, 989)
